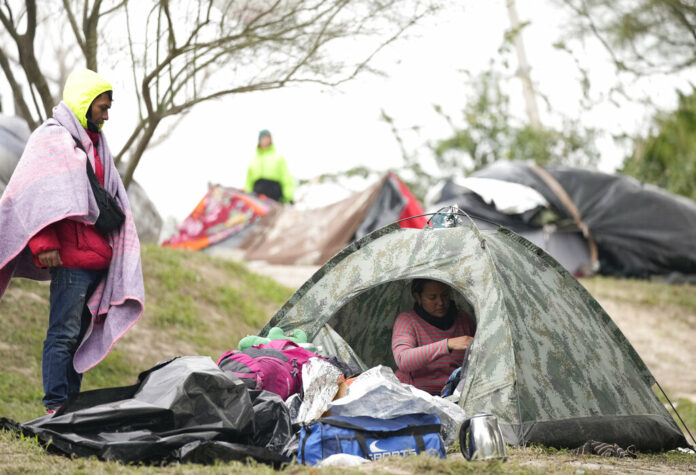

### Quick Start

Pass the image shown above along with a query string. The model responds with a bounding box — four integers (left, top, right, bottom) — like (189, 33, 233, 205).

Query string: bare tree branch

(0, 0, 440, 190)
(667, 1, 696, 44)
(100, 0, 127, 17)
(115, 118, 146, 164)
(559, 0, 696, 75)
(62, 0, 87, 57)
(122, 118, 160, 190)
(146, 110, 190, 148)
(161, 0, 177, 52)
(0, 2, 19, 41)
(11, 0, 54, 117)
(124, 1, 144, 122)
(0, 46, 37, 128)
(82, 0, 103, 70)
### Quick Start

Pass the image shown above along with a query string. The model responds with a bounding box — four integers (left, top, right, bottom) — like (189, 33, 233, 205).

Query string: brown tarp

(239, 176, 385, 265)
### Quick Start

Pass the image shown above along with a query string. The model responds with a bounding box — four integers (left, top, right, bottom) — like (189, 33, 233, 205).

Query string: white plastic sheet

(327, 365, 466, 445)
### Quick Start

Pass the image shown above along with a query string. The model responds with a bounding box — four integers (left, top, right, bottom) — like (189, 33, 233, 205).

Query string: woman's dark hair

(411, 278, 436, 296)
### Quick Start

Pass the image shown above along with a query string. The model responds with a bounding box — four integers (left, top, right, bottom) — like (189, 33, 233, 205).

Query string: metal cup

(459, 413, 507, 461)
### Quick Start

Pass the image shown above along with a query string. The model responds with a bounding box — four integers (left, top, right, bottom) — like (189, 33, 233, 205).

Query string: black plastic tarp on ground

(1, 356, 292, 466)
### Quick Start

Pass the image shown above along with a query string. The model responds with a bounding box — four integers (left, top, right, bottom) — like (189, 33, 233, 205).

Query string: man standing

(0, 69, 144, 414)
(244, 129, 295, 203)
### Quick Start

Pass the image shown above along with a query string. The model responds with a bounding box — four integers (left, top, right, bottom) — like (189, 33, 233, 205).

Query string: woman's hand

(447, 335, 473, 351)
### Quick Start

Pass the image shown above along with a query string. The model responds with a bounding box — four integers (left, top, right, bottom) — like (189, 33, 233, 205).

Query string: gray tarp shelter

(236, 173, 426, 265)
(429, 161, 696, 278)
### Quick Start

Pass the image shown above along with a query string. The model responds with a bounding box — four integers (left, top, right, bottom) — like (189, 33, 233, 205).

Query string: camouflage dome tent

(261, 211, 689, 451)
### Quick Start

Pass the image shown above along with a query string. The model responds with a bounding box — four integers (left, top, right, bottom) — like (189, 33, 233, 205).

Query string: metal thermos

(459, 413, 507, 461)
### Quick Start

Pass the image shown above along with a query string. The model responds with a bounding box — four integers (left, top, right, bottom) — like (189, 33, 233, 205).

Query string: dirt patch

(369, 449, 696, 474)
(0, 341, 18, 352)
(187, 259, 235, 286)
(511, 450, 696, 473)
(245, 262, 319, 289)
(205, 247, 320, 290)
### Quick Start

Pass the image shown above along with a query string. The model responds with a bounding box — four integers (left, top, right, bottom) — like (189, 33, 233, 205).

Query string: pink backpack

(217, 339, 321, 400)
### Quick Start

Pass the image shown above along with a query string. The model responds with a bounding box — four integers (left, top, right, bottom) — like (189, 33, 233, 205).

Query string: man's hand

(38, 250, 62, 267)
(447, 335, 473, 352)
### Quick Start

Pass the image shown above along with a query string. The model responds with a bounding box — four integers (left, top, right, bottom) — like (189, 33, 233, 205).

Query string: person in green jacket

(244, 129, 295, 203)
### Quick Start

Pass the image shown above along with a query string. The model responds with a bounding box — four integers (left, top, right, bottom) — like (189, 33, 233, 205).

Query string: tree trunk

(83, 1, 101, 71)
(16, 40, 54, 117)
(122, 118, 161, 189)
(506, 0, 542, 129)
(0, 48, 39, 129)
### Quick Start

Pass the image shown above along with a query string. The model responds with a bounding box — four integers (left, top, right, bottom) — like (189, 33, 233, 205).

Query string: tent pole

(655, 379, 696, 449)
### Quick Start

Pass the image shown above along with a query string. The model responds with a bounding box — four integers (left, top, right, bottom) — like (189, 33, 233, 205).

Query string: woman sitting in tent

(391, 279, 476, 395)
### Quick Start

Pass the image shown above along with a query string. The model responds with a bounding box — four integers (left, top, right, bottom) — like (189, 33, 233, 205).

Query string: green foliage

(556, 0, 696, 75)
(431, 70, 600, 175)
(621, 88, 696, 200)
(432, 70, 510, 174)
(381, 108, 435, 203)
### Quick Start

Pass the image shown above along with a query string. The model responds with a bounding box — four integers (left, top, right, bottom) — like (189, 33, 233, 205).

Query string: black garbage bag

(1, 356, 293, 466)
(176, 439, 287, 465)
(248, 389, 293, 454)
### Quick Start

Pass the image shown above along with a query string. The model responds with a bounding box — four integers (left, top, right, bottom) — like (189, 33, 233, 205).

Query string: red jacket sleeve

(391, 314, 449, 373)
(28, 223, 61, 257)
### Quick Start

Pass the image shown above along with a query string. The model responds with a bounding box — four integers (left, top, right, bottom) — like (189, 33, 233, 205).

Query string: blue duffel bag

(298, 413, 446, 465)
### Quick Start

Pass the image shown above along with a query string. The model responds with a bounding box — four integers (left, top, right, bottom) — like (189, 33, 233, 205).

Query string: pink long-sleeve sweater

(391, 309, 476, 395)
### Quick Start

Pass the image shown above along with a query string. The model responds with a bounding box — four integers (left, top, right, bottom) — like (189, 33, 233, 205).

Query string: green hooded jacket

(62, 69, 112, 131)
(244, 144, 295, 203)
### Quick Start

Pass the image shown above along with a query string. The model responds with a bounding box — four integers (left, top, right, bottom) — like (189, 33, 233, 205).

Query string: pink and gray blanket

(0, 102, 144, 373)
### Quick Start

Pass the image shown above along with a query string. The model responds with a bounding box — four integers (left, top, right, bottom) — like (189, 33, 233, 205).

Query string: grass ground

(0, 246, 694, 473)
(582, 275, 696, 316)
(1, 429, 694, 474)
(0, 244, 293, 421)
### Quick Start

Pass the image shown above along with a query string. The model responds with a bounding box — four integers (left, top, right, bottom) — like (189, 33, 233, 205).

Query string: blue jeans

(42, 267, 102, 409)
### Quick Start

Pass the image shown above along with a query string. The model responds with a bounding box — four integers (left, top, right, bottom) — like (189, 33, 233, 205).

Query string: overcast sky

(4, 1, 693, 222)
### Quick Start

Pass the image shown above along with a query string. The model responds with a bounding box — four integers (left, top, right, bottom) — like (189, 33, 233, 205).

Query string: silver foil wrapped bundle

(295, 357, 343, 424)
(327, 365, 466, 445)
